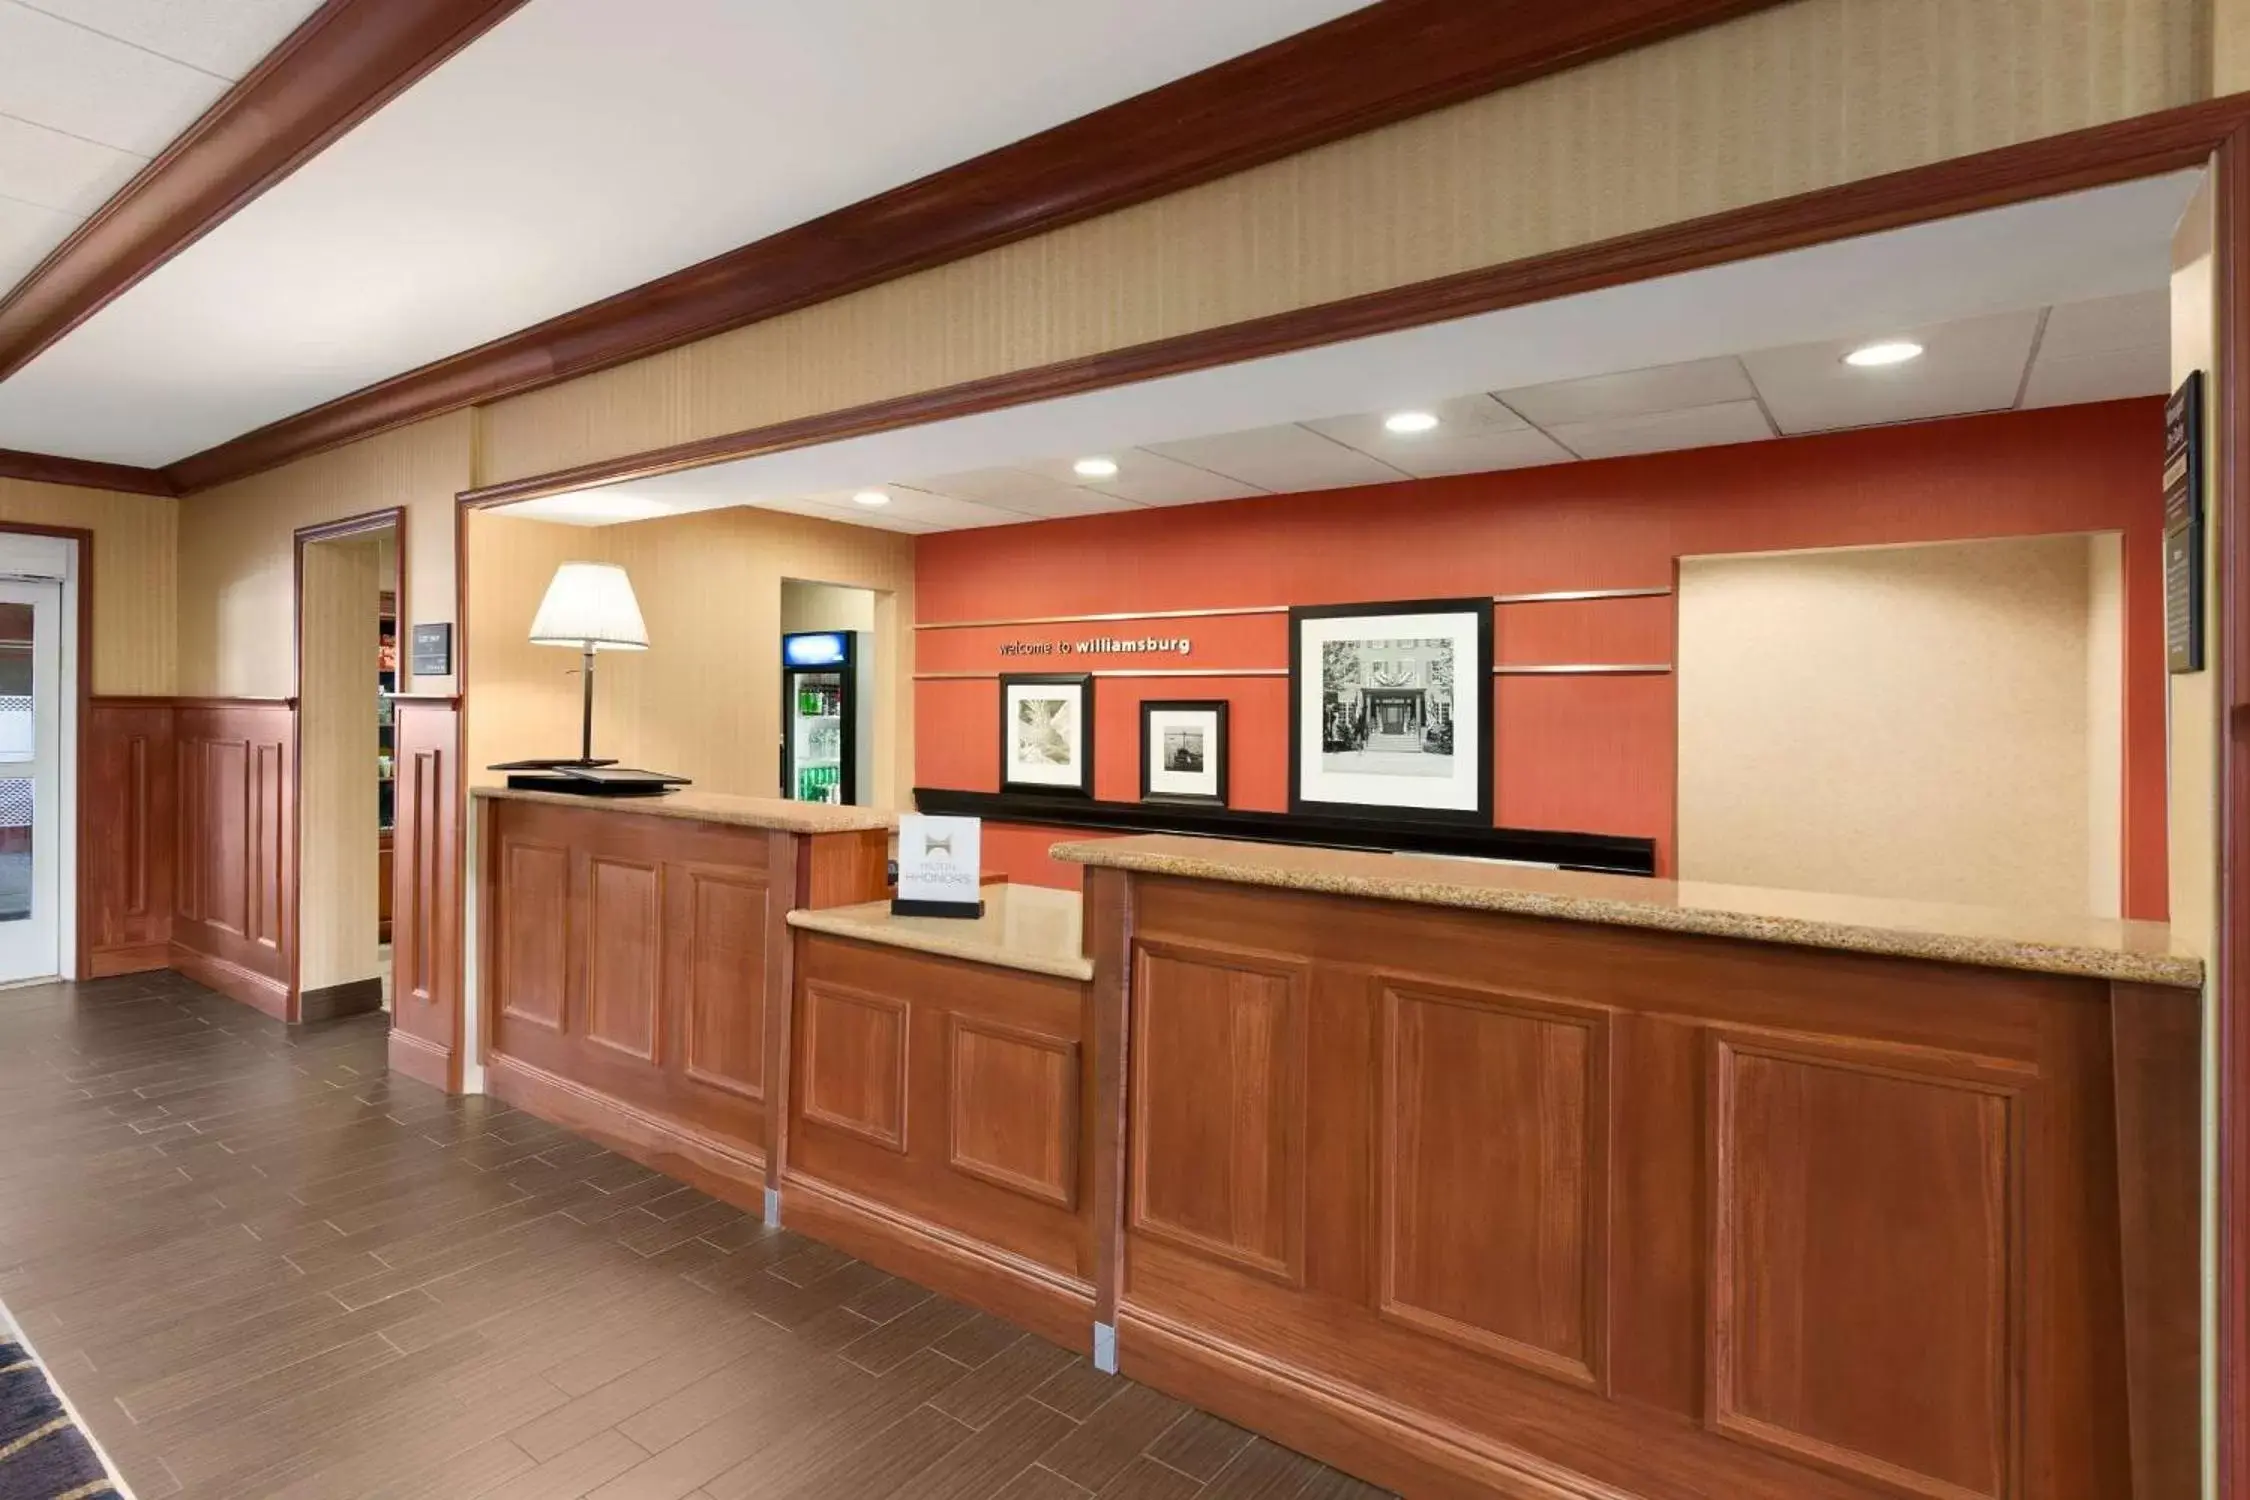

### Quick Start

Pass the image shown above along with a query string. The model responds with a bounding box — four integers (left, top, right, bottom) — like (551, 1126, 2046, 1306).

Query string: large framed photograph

(1139, 700, 1228, 805)
(1000, 673, 1095, 796)
(1289, 597, 1492, 825)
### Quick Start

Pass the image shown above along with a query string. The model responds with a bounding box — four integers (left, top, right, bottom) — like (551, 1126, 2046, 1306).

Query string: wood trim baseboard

(87, 941, 170, 978)
(168, 943, 290, 1022)
(1117, 1305, 1621, 1500)
(0, 0, 531, 392)
(779, 1173, 1096, 1356)
(387, 1027, 453, 1091)
(165, 0, 1788, 493)
(485, 1052, 767, 1213)
(0, 449, 174, 496)
(299, 976, 384, 1021)
(459, 92, 2250, 512)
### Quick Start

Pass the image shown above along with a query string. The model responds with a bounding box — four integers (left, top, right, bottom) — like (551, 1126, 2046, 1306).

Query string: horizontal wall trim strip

(915, 588, 1674, 632)
(453, 94, 2250, 513)
(0, 447, 175, 497)
(917, 664, 1671, 680)
(168, 0, 1791, 492)
(914, 787, 1657, 876)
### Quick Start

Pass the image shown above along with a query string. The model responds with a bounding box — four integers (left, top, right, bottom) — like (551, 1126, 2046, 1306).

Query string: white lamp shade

(528, 562, 648, 651)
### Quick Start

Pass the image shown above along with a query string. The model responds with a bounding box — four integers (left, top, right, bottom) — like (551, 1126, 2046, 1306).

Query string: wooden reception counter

(475, 787, 893, 1204)
(1056, 835, 2202, 1500)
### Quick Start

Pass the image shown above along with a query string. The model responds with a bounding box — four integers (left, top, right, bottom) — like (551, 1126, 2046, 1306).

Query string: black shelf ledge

(911, 788, 1656, 878)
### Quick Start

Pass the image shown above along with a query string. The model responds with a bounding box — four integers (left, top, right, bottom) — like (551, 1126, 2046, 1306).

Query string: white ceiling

(0, 0, 328, 290)
(506, 172, 2194, 534)
(0, 0, 1370, 465)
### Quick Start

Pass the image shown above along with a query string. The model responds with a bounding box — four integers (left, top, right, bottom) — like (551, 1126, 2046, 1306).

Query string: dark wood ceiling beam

(164, 0, 1790, 493)
(0, 0, 531, 388)
(0, 448, 175, 497)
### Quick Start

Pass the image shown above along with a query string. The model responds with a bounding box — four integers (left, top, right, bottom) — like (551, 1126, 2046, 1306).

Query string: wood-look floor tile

(929, 1333, 1078, 1429)
(1100, 1456, 1207, 1499)
(1035, 1381, 1194, 1493)
(1146, 1408, 1256, 1482)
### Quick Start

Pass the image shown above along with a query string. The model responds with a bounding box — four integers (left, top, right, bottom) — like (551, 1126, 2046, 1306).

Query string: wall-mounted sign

(783, 631, 849, 667)
(893, 814, 983, 918)
(410, 621, 453, 677)
(2164, 371, 2205, 674)
(998, 635, 1192, 658)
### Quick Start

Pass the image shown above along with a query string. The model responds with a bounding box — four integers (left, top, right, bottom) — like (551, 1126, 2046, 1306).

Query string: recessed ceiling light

(852, 490, 890, 507)
(1843, 340, 1924, 368)
(1383, 411, 1441, 434)
(1073, 456, 1119, 479)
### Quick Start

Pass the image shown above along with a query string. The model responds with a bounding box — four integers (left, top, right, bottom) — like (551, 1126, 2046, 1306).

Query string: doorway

(0, 576, 63, 983)
(296, 512, 401, 1020)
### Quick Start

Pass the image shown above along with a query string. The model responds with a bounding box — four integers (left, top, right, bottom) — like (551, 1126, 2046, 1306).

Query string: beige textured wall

(176, 410, 471, 698)
(2086, 534, 2125, 919)
(298, 533, 385, 991)
(0, 479, 176, 695)
(782, 579, 877, 634)
(1676, 535, 2117, 913)
(466, 507, 915, 804)
(476, 0, 2205, 486)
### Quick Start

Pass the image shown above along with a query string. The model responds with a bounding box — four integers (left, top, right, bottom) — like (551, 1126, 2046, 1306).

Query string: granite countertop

(474, 784, 897, 835)
(786, 883, 1093, 982)
(1053, 834, 2203, 989)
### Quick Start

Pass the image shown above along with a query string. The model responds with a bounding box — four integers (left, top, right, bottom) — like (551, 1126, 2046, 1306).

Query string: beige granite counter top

(1053, 834, 2202, 988)
(787, 883, 1093, 981)
(474, 785, 897, 835)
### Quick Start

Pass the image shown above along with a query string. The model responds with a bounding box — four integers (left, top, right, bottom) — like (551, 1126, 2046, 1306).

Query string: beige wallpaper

(1676, 535, 2118, 914)
(298, 533, 385, 991)
(2169, 170, 2219, 957)
(0, 479, 176, 696)
(176, 409, 471, 698)
(466, 506, 916, 805)
(477, 0, 2206, 485)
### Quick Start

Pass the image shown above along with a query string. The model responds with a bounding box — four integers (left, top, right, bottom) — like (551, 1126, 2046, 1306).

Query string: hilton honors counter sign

(2165, 371, 2205, 674)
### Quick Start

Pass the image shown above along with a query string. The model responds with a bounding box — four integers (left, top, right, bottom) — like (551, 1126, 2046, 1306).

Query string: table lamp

(490, 561, 687, 795)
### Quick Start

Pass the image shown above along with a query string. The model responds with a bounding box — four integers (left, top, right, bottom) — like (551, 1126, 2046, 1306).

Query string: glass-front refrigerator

(781, 630, 873, 804)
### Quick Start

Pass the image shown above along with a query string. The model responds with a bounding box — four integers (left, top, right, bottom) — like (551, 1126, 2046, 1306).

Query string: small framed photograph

(1289, 596, 1492, 826)
(1000, 673, 1095, 796)
(1139, 700, 1228, 806)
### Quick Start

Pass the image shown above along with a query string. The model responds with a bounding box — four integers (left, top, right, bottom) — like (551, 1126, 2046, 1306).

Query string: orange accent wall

(915, 399, 2169, 915)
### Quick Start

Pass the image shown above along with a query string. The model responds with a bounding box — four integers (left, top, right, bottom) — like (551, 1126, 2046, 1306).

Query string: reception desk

(1060, 836, 2202, 1500)
(475, 788, 893, 1204)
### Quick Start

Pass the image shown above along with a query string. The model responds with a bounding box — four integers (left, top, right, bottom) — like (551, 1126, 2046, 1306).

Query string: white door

(0, 579, 62, 981)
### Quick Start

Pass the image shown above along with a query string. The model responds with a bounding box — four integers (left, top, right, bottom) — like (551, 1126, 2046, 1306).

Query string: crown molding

(0, 448, 176, 497)
(164, 0, 1788, 492)
(0, 0, 530, 391)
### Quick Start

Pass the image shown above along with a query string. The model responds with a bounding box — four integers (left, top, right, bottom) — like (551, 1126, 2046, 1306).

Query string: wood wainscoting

(83, 697, 177, 976)
(168, 700, 297, 1019)
(481, 795, 890, 1211)
(781, 932, 1097, 1353)
(387, 697, 460, 1089)
(1098, 871, 2197, 1500)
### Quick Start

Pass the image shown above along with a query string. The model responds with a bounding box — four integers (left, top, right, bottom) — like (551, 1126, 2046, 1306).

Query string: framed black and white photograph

(1289, 597, 1491, 825)
(1000, 673, 1095, 796)
(1139, 699, 1228, 805)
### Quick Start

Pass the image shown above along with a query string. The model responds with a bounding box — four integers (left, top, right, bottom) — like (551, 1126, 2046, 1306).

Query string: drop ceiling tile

(750, 494, 936, 534)
(2018, 344, 2172, 409)
(2035, 290, 2169, 358)
(1014, 448, 1261, 506)
(1301, 393, 1527, 455)
(902, 471, 1136, 517)
(22, 0, 327, 78)
(1740, 309, 2042, 435)
(0, 2, 230, 154)
(802, 488, 1026, 530)
(0, 191, 74, 290)
(0, 112, 142, 216)
(1379, 426, 1578, 477)
(1498, 356, 1755, 427)
(1544, 400, 1774, 460)
(1146, 424, 1405, 494)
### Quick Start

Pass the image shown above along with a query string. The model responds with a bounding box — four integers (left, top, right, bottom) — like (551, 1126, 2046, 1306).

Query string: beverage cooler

(780, 630, 874, 804)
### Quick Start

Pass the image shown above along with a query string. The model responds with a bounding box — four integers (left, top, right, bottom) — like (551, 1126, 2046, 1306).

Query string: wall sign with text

(2164, 371, 2205, 675)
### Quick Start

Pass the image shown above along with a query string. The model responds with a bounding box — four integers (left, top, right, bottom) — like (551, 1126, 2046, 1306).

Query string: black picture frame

(999, 672, 1095, 797)
(1288, 596, 1493, 827)
(1138, 699, 1229, 805)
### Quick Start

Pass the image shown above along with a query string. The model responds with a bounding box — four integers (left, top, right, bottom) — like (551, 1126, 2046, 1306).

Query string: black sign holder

(2165, 371, 2206, 675)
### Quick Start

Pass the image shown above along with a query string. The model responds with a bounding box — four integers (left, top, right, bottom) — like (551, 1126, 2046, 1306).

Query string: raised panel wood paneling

(200, 739, 248, 936)
(800, 981, 909, 1153)
(584, 856, 660, 1061)
(169, 702, 295, 1018)
(679, 867, 769, 1101)
(1129, 940, 1306, 1284)
(1710, 1035, 2024, 1500)
(949, 1016, 1079, 1209)
(388, 701, 460, 1083)
(496, 838, 568, 1033)
(84, 699, 175, 974)
(1379, 980, 1609, 1390)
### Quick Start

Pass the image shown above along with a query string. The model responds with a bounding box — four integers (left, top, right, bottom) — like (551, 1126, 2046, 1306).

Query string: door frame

(0, 523, 96, 982)
(292, 506, 406, 1013)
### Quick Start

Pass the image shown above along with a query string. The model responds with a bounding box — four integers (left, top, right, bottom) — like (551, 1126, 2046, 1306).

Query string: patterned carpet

(0, 1309, 121, 1499)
